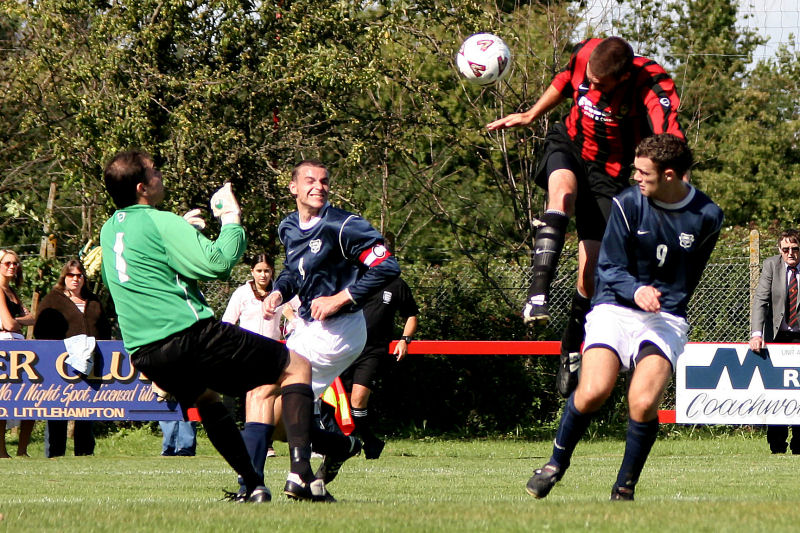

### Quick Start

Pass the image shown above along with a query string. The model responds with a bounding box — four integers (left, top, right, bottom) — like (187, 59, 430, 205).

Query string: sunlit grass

(0, 427, 795, 532)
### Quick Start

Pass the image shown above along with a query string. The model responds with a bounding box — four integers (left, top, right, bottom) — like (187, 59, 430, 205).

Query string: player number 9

(656, 244, 668, 267)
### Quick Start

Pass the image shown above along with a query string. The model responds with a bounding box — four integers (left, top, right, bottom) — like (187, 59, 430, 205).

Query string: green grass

(0, 427, 798, 532)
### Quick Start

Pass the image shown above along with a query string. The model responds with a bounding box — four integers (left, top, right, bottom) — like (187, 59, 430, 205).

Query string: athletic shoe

(363, 438, 385, 460)
(247, 485, 271, 503)
(223, 485, 270, 503)
(315, 436, 362, 484)
(556, 350, 581, 398)
(610, 484, 634, 501)
(525, 463, 561, 499)
(284, 473, 336, 502)
(222, 486, 248, 503)
(266, 447, 276, 458)
(522, 296, 550, 325)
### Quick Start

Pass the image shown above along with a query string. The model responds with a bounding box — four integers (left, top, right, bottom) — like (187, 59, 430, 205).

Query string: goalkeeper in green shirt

(100, 150, 327, 502)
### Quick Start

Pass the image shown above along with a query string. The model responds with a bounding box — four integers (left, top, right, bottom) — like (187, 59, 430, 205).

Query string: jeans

(159, 421, 197, 456)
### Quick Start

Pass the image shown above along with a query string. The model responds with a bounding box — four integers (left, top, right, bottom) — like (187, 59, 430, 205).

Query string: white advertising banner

(676, 343, 800, 424)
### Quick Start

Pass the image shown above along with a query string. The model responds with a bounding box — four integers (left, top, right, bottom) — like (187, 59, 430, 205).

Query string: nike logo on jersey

(287, 248, 297, 255)
(637, 230, 650, 235)
(534, 248, 557, 255)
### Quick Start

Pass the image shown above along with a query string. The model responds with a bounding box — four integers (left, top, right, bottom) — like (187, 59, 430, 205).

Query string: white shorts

(583, 304, 689, 372)
(286, 310, 366, 396)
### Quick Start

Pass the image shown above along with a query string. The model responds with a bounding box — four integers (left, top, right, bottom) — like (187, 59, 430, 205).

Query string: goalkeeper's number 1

(114, 232, 129, 282)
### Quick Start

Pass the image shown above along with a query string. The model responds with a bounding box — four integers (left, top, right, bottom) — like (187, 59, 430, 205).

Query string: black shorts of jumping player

(535, 123, 629, 242)
(132, 318, 290, 413)
(339, 344, 388, 391)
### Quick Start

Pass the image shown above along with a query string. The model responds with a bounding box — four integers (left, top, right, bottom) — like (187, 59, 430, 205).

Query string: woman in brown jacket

(34, 259, 111, 457)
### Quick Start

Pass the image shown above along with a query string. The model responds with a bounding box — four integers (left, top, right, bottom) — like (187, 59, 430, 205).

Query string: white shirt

(221, 280, 284, 339)
(783, 264, 800, 332)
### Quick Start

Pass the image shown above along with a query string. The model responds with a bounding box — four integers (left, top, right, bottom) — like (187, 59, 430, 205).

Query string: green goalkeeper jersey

(100, 204, 246, 353)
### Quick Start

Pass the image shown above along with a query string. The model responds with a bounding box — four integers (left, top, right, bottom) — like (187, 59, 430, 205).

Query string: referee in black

(339, 274, 418, 458)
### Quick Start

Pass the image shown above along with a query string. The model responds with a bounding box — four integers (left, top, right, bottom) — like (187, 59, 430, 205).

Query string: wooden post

(749, 229, 760, 326)
(27, 180, 58, 339)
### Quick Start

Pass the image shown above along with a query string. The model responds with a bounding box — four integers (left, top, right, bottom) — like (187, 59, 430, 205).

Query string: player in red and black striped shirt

(487, 37, 684, 397)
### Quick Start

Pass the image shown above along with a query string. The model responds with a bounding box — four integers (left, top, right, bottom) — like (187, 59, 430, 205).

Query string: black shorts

(535, 123, 629, 241)
(339, 344, 388, 391)
(131, 318, 289, 409)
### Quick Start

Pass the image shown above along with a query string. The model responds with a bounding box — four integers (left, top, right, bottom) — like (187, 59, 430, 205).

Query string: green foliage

(3, 1, 800, 438)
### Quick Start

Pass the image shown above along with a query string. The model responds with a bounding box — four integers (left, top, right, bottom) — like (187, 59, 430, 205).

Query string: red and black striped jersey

(551, 39, 684, 179)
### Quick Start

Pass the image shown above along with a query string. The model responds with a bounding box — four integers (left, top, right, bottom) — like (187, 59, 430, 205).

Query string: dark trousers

(45, 420, 95, 457)
(767, 425, 800, 453)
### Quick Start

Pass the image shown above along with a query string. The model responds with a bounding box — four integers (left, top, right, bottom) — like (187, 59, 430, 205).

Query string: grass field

(1, 427, 798, 532)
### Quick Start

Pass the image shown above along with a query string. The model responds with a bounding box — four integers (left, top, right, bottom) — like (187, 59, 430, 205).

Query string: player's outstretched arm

(486, 85, 565, 131)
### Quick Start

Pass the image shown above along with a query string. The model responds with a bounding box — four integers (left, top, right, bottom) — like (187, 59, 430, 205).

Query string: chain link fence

(399, 251, 751, 343)
(203, 244, 754, 344)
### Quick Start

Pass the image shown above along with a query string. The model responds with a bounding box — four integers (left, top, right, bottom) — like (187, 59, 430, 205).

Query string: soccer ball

(456, 33, 512, 86)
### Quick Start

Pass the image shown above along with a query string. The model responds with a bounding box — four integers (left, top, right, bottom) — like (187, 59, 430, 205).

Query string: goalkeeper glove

(182, 208, 206, 230)
(209, 182, 241, 225)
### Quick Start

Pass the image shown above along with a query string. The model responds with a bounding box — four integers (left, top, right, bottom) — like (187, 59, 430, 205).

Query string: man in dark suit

(750, 228, 800, 453)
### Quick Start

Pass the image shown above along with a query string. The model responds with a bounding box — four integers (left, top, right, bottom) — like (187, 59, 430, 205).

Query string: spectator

(221, 254, 287, 484)
(0, 249, 35, 458)
(750, 229, 800, 453)
(339, 275, 418, 459)
(34, 259, 111, 457)
(159, 420, 198, 456)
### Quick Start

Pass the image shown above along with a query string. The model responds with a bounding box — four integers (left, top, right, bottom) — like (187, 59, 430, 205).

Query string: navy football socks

(550, 395, 594, 470)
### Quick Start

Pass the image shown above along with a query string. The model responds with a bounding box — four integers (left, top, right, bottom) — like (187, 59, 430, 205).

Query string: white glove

(182, 208, 206, 230)
(150, 382, 175, 403)
(82, 246, 103, 279)
(209, 182, 241, 225)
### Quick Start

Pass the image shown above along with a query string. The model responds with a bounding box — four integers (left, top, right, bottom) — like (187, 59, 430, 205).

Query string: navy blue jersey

(592, 184, 723, 318)
(273, 203, 400, 321)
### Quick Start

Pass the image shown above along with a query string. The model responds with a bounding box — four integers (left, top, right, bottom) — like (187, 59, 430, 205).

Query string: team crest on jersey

(116, 212, 126, 222)
(679, 232, 695, 249)
(382, 290, 392, 304)
(309, 239, 322, 253)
